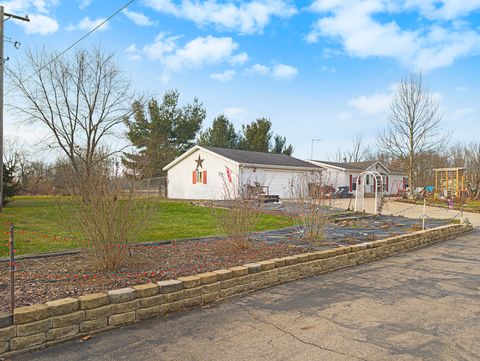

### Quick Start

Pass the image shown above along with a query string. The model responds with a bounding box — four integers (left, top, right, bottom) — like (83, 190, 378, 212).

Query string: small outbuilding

(163, 145, 322, 200)
(306, 160, 408, 196)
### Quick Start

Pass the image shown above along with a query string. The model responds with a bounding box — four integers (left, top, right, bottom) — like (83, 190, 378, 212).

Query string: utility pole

(0, 6, 29, 212)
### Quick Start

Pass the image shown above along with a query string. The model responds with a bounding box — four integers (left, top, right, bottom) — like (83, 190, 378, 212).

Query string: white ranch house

(163, 146, 321, 200)
(306, 160, 408, 196)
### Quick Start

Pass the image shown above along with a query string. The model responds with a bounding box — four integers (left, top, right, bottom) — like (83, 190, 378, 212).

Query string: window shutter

(349, 174, 352, 192)
(203, 170, 207, 184)
(192, 171, 196, 184)
(386, 176, 389, 192)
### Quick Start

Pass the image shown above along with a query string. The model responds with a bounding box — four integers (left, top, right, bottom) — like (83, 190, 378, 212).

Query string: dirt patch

(0, 238, 307, 312)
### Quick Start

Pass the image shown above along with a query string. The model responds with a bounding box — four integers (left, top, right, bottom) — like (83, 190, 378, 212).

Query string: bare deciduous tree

(213, 174, 261, 249)
(465, 142, 480, 200)
(7, 47, 134, 176)
(378, 73, 447, 198)
(66, 155, 153, 271)
(335, 134, 370, 163)
(291, 170, 334, 243)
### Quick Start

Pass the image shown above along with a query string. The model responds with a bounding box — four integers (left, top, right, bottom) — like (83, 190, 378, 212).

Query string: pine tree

(123, 90, 206, 177)
(199, 115, 238, 148)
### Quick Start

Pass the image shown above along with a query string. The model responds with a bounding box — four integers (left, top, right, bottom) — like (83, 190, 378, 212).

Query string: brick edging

(0, 223, 473, 357)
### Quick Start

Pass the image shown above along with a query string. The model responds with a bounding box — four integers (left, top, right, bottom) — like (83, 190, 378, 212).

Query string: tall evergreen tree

(3, 164, 18, 205)
(239, 118, 272, 152)
(272, 135, 294, 155)
(124, 90, 206, 177)
(199, 115, 238, 148)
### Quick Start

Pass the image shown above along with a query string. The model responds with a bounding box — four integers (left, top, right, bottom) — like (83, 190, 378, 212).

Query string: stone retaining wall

(0, 223, 473, 357)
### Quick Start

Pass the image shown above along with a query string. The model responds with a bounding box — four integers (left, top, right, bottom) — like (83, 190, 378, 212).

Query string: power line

(4, 0, 136, 97)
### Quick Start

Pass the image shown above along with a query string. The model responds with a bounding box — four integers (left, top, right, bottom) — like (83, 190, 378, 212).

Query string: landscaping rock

(52, 311, 84, 328)
(0, 341, 8, 354)
(213, 269, 233, 280)
(46, 325, 79, 341)
(79, 293, 109, 310)
(244, 263, 262, 274)
(80, 318, 108, 333)
(46, 298, 79, 316)
(13, 304, 50, 324)
(16, 318, 51, 337)
(229, 266, 248, 277)
(138, 295, 164, 309)
(136, 306, 160, 320)
(177, 276, 201, 289)
(132, 284, 159, 298)
(10, 333, 46, 351)
(108, 288, 136, 303)
(0, 312, 12, 328)
(163, 291, 184, 303)
(198, 272, 218, 285)
(0, 325, 15, 341)
(84, 305, 113, 320)
(157, 280, 183, 294)
(112, 300, 139, 314)
(109, 312, 136, 327)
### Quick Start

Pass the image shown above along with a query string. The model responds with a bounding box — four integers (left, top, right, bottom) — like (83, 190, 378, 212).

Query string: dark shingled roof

(312, 160, 379, 171)
(204, 147, 319, 168)
(312, 160, 407, 174)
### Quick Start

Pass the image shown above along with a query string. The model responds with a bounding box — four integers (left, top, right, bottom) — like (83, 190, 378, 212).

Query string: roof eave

(240, 163, 323, 171)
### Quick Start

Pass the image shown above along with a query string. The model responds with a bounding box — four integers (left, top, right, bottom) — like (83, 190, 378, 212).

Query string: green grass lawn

(0, 196, 294, 257)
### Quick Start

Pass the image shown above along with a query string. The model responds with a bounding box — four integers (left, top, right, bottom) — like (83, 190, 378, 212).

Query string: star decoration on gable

(195, 155, 204, 170)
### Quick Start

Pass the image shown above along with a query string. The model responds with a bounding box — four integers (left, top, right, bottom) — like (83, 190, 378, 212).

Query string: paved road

(17, 231, 480, 361)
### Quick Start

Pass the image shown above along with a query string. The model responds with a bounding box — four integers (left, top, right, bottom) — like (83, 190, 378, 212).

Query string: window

(192, 170, 207, 185)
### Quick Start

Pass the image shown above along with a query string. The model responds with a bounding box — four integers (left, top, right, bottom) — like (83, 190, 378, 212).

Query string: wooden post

(9, 223, 15, 313)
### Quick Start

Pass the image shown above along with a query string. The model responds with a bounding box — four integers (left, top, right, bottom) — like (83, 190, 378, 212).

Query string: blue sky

(3, 0, 480, 160)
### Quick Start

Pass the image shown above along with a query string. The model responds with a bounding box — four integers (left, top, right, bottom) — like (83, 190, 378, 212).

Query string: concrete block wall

(0, 223, 472, 357)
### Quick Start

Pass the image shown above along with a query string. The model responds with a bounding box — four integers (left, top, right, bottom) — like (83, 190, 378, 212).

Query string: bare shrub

(291, 171, 334, 243)
(66, 156, 153, 271)
(214, 174, 261, 249)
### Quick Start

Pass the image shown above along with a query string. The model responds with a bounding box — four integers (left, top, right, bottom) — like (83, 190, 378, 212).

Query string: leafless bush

(291, 171, 334, 243)
(66, 156, 153, 271)
(214, 173, 261, 249)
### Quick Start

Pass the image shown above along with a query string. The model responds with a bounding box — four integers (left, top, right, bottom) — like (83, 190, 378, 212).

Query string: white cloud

(272, 63, 297, 79)
(348, 91, 393, 116)
(210, 70, 236, 82)
(229, 52, 249, 65)
(67, 16, 109, 32)
(123, 8, 155, 26)
(20, 14, 59, 35)
(307, 0, 480, 72)
(3, 0, 59, 14)
(4, 0, 59, 35)
(337, 112, 352, 120)
(79, 0, 92, 9)
(249, 63, 270, 76)
(144, 0, 296, 34)
(320, 65, 337, 73)
(223, 107, 249, 123)
(247, 63, 298, 80)
(405, 0, 480, 20)
(143, 33, 179, 60)
(143, 34, 248, 73)
(347, 83, 443, 117)
(125, 44, 141, 61)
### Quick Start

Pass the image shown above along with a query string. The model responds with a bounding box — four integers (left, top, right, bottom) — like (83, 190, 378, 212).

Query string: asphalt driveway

(15, 231, 480, 361)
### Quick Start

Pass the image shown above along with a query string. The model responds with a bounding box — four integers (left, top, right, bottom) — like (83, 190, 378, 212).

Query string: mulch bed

(0, 238, 308, 312)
